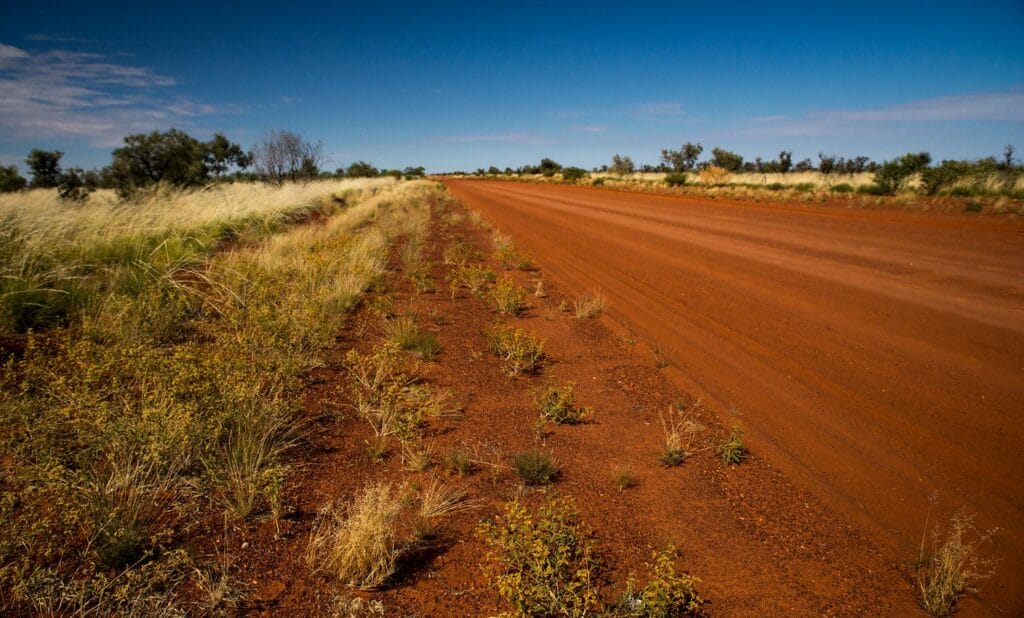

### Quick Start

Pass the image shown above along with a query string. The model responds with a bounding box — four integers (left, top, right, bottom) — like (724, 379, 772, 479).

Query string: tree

(0, 165, 27, 192)
(777, 150, 793, 173)
(794, 158, 814, 172)
(610, 154, 635, 175)
(250, 130, 325, 184)
(539, 158, 562, 177)
(818, 153, 837, 176)
(205, 132, 250, 176)
(346, 161, 379, 178)
(874, 152, 931, 194)
(26, 149, 63, 188)
(1003, 144, 1016, 169)
(111, 129, 210, 194)
(709, 148, 743, 172)
(56, 167, 93, 202)
(661, 142, 702, 172)
(403, 166, 426, 179)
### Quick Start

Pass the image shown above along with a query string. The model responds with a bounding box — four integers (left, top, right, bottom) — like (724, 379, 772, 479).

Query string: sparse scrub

(493, 243, 537, 271)
(442, 237, 481, 266)
(443, 449, 474, 476)
(309, 482, 405, 590)
(447, 264, 496, 298)
(213, 405, 296, 519)
(511, 450, 559, 485)
(478, 497, 599, 617)
(492, 277, 529, 315)
(536, 382, 590, 425)
(572, 292, 606, 319)
(916, 507, 998, 616)
(486, 324, 545, 375)
(659, 403, 706, 467)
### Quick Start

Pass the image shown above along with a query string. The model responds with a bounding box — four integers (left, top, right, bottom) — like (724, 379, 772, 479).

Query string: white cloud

(736, 92, 1024, 137)
(573, 125, 607, 133)
(0, 42, 238, 146)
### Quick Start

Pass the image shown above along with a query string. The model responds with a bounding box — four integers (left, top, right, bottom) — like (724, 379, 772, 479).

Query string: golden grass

(309, 482, 406, 590)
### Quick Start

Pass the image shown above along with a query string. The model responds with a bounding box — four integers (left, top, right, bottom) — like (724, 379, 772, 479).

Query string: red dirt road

(444, 179, 1024, 614)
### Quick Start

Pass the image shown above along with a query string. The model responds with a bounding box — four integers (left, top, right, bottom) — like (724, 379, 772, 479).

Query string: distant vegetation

(456, 142, 1023, 203)
(0, 128, 428, 199)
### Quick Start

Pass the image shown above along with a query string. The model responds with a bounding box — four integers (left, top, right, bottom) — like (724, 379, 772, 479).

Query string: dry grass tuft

(309, 482, 406, 590)
(572, 292, 606, 319)
(916, 506, 998, 616)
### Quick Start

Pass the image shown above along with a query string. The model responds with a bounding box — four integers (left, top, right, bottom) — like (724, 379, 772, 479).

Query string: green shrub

(716, 423, 747, 465)
(614, 547, 704, 617)
(830, 183, 855, 193)
(856, 184, 886, 195)
(874, 152, 931, 194)
(486, 325, 545, 375)
(765, 182, 785, 191)
(491, 278, 528, 316)
(562, 167, 588, 183)
(664, 173, 687, 187)
(447, 264, 496, 298)
(536, 382, 589, 425)
(478, 498, 599, 617)
(794, 182, 816, 193)
(592, 178, 605, 187)
(963, 201, 983, 214)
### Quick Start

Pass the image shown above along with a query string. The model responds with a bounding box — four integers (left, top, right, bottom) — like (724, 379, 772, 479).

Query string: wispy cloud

(439, 132, 551, 145)
(0, 42, 239, 146)
(573, 125, 607, 133)
(25, 33, 99, 44)
(632, 101, 685, 117)
(736, 92, 1024, 137)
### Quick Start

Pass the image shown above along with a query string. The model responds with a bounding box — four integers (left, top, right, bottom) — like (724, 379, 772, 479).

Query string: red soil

(443, 179, 1024, 616)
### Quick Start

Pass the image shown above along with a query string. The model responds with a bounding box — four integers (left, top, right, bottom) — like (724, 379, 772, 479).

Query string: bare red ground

(443, 179, 1024, 615)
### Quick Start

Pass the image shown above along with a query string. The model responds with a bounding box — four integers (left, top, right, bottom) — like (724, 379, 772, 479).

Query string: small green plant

(444, 449, 474, 476)
(572, 292, 606, 319)
(493, 243, 537, 271)
(511, 450, 558, 486)
(830, 183, 855, 193)
(614, 547, 704, 617)
(486, 324, 545, 375)
(614, 466, 638, 491)
(536, 382, 589, 425)
(478, 497, 600, 617)
(407, 267, 436, 293)
(794, 182, 816, 193)
(592, 178, 605, 187)
(664, 172, 687, 187)
(492, 278, 528, 315)
(716, 422, 747, 465)
(916, 506, 998, 616)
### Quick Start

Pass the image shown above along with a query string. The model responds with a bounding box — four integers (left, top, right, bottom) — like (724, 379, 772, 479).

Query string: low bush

(856, 183, 886, 195)
(447, 264, 496, 298)
(794, 182, 816, 193)
(492, 278, 529, 316)
(493, 243, 537, 271)
(613, 466, 638, 491)
(830, 183, 855, 193)
(592, 178, 605, 187)
(486, 325, 545, 375)
(442, 237, 481, 266)
(478, 498, 600, 616)
(614, 547, 704, 616)
(536, 382, 589, 425)
(562, 167, 588, 183)
(664, 173, 687, 187)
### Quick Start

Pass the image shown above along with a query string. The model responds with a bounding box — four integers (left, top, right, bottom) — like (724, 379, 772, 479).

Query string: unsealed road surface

(445, 179, 1024, 614)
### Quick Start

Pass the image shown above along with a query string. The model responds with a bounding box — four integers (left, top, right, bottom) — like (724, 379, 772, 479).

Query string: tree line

(0, 128, 425, 200)
(460, 143, 1019, 196)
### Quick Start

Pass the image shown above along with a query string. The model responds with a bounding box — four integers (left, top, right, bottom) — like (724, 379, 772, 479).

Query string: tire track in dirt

(443, 179, 1024, 615)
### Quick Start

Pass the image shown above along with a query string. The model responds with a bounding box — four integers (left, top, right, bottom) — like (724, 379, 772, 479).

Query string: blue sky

(1, 1, 1022, 173)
